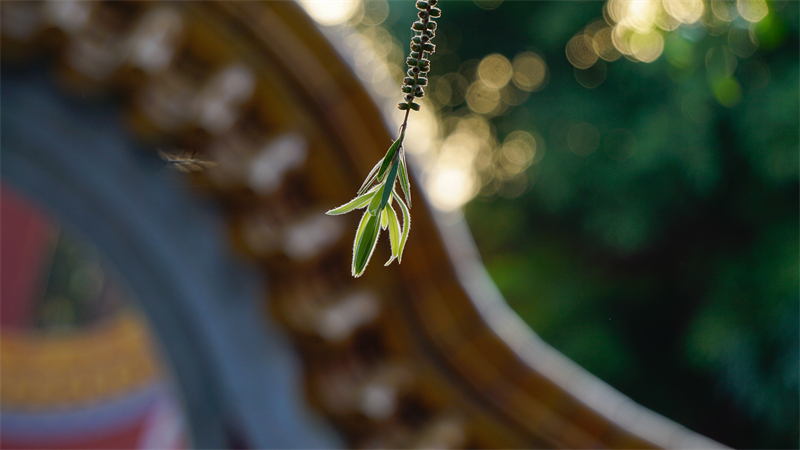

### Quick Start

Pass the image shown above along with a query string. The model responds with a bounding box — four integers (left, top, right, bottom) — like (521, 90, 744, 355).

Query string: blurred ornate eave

(1, 1, 726, 448)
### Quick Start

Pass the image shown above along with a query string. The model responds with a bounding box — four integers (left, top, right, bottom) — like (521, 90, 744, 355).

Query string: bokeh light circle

(711, 0, 740, 21)
(737, 0, 769, 22)
(662, 0, 704, 25)
(466, 81, 501, 115)
(296, 0, 361, 26)
(566, 34, 598, 69)
(500, 131, 537, 176)
(478, 54, 513, 89)
(593, 27, 622, 61)
(630, 30, 664, 62)
(511, 52, 548, 91)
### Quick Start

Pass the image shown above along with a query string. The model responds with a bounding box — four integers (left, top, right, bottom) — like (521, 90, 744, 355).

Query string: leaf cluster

(328, 0, 441, 278)
(327, 133, 412, 277)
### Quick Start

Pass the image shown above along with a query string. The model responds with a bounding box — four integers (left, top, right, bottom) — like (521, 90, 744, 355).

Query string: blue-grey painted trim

(1, 67, 341, 449)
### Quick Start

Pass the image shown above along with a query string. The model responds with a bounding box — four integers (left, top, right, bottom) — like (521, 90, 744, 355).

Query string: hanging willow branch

(327, 0, 440, 277)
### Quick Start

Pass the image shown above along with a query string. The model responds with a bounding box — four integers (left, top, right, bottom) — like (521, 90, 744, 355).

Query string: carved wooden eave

(1, 2, 725, 448)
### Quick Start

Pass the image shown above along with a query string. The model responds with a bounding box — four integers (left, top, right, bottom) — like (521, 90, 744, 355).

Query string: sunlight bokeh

(296, 0, 361, 26)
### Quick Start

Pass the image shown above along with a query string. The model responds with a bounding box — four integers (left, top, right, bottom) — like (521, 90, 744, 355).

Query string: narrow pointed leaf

(398, 149, 412, 208)
(352, 210, 372, 261)
(375, 158, 400, 214)
(367, 181, 386, 216)
(376, 129, 405, 182)
(352, 211, 381, 277)
(385, 203, 401, 266)
(326, 186, 379, 215)
(367, 157, 400, 216)
(357, 159, 383, 196)
(381, 208, 389, 230)
(393, 191, 411, 263)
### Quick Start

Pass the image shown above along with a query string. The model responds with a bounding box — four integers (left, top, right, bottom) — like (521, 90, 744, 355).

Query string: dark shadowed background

(370, 1, 798, 448)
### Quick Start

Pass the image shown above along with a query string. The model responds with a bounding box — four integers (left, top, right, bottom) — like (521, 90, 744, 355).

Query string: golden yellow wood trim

(1, 312, 160, 409)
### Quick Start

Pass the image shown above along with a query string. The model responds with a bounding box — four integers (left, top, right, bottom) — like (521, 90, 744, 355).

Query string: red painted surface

(0, 185, 188, 449)
(1, 416, 147, 450)
(0, 184, 55, 328)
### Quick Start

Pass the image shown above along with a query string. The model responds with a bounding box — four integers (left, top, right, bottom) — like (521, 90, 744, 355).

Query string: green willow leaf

(381, 208, 389, 230)
(393, 191, 411, 263)
(376, 129, 405, 182)
(352, 210, 372, 256)
(385, 202, 401, 266)
(357, 159, 383, 196)
(398, 149, 412, 208)
(368, 157, 400, 216)
(326, 186, 379, 215)
(327, 0, 438, 277)
(379, 158, 400, 211)
(367, 181, 386, 215)
(352, 211, 381, 277)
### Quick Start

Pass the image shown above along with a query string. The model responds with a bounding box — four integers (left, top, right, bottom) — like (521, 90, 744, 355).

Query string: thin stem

(393, 108, 410, 165)
(400, 109, 410, 137)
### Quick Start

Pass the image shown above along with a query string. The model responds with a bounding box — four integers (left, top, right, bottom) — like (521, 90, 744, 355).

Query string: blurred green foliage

(34, 227, 122, 329)
(386, 0, 798, 447)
